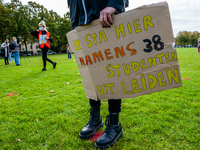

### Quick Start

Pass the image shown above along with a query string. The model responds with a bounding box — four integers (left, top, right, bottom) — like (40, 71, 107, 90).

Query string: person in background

(198, 35, 200, 53)
(67, 0, 128, 149)
(31, 21, 57, 71)
(66, 44, 72, 59)
(1, 39, 10, 65)
(8, 50, 14, 63)
(12, 37, 21, 66)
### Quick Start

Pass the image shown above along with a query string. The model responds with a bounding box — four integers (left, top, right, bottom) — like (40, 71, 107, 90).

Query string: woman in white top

(1, 39, 10, 65)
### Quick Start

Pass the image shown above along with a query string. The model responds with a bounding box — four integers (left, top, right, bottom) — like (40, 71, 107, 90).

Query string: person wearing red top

(31, 21, 57, 71)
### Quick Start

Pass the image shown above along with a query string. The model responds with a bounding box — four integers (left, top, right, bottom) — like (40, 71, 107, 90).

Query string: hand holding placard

(67, 2, 182, 100)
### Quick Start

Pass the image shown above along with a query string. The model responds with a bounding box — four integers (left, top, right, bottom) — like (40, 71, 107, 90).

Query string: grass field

(0, 48, 199, 149)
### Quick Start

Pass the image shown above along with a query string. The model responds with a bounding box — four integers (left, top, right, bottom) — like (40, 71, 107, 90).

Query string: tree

(4, 0, 33, 53)
(0, 0, 72, 53)
(0, 0, 4, 4)
(190, 31, 200, 46)
(0, 2, 11, 42)
(48, 11, 71, 53)
(175, 31, 199, 46)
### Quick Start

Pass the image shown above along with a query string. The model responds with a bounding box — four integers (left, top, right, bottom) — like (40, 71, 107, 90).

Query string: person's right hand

(19, 42, 21, 44)
(37, 29, 40, 32)
(99, 7, 117, 27)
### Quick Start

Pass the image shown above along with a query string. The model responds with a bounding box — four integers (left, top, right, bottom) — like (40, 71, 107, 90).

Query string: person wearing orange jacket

(31, 21, 57, 71)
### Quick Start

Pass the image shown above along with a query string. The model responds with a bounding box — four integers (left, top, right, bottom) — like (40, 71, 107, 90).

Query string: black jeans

(4, 49, 9, 65)
(4, 57, 9, 65)
(42, 46, 54, 68)
(90, 99, 121, 113)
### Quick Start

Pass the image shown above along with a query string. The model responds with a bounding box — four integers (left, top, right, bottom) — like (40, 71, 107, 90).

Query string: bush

(61, 49, 67, 53)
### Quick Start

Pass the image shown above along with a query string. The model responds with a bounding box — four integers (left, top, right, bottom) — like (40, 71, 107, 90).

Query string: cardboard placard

(67, 1, 182, 100)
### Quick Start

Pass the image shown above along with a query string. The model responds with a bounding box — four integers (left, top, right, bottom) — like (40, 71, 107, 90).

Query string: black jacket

(68, 0, 128, 29)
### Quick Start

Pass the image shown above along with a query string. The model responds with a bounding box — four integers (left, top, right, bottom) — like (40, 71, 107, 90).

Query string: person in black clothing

(31, 21, 57, 71)
(67, 0, 128, 149)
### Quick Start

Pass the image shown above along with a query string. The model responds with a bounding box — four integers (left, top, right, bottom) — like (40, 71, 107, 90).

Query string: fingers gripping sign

(99, 7, 117, 27)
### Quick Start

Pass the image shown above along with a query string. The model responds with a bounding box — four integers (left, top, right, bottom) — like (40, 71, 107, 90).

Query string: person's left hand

(45, 37, 49, 40)
(99, 7, 117, 27)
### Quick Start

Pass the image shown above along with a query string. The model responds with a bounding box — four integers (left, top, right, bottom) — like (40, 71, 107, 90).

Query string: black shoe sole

(94, 129, 123, 149)
(79, 122, 104, 140)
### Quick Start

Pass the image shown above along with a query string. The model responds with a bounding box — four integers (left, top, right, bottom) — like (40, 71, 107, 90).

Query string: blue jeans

(68, 53, 71, 59)
(8, 53, 14, 62)
(14, 52, 20, 65)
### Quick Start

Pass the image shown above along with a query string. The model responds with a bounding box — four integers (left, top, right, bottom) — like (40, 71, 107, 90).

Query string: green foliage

(0, 0, 71, 53)
(61, 49, 67, 53)
(0, 49, 200, 149)
(50, 45, 61, 53)
(175, 31, 200, 46)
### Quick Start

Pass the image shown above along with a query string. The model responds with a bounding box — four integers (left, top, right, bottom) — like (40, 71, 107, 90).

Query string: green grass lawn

(0, 48, 199, 149)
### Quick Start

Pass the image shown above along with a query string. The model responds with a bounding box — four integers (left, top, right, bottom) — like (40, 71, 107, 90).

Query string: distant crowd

(0, 37, 21, 66)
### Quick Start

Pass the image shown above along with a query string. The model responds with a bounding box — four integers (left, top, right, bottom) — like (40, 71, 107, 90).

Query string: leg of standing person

(44, 46, 56, 68)
(4, 57, 7, 65)
(14, 52, 17, 65)
(8, 55, 11, 62)
(42, 46, 56, 71)
(95, 99, 122, 149)
(9, 53, 14, 62)
(6, 57, 9, 65)
(18, 52, 20, 65)
(6, 51, 10, 64)
(13, 52, 16, 65)
(12, 53, 15, 63)
(68, 53, 70, 59)
(79, 99, 103, 139)
(4, 49, 8, 65)
(15, 52, 20, 66)
(12, 54, 14, 62)
(70, 53, 72, 59)
(42, 48, 47, 71)
(79, 98, 122, 147)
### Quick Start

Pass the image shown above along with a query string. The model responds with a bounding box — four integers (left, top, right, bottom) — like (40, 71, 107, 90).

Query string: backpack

(9, 43, 15, 50)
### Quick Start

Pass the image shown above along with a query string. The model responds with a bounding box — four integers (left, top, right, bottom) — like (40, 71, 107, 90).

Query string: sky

(4, 0, 200, 37)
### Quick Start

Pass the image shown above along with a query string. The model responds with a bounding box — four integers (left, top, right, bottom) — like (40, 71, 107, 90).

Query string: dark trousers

(90, 99, 121, 113)
(68, 53, 71, 59)
(42, 46, 54, 68)
(4, 57, 9, 65)
(4, 50, 9, 65)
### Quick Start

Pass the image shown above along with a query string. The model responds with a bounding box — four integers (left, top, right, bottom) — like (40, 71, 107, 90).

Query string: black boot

(95, 113, 123, 149)
(79, 107, 103, 139)
(53, 62, 57, 69)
